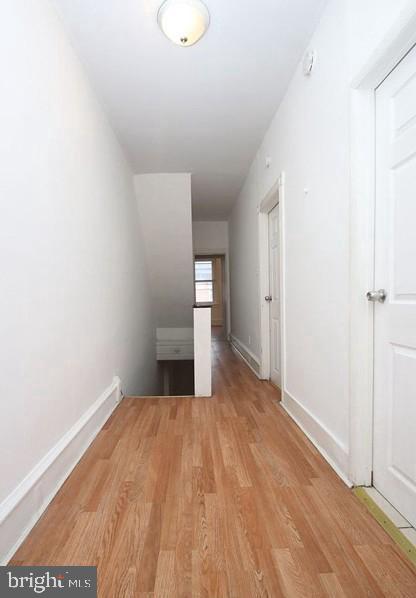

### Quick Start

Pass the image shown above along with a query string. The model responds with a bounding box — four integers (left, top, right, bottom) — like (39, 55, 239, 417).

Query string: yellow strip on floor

(353, 487, 416, 566)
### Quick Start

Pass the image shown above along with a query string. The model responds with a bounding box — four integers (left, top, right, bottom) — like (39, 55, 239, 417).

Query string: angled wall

(0, 0, 157, 561)
(135, 173, 195, 329)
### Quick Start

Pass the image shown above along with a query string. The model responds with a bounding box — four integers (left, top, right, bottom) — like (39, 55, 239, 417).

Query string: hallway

(10, 341, 416, 596)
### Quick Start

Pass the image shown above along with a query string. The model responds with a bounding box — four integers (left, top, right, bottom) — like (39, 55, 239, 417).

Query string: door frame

(193, 251, 230, 339)
(349, 6, 416, 486)
(258, 172, 285, 384)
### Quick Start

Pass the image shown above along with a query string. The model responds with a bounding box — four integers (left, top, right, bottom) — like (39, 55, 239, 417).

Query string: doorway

(268, 204, 281, 387)
(371, 45, 416, 527)
(194, 255, 227, 340)
(258, 173, 285, 387)
(349, 8, 416, 495)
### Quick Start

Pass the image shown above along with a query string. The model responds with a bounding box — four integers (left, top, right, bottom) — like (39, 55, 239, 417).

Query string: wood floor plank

(319, 572, 348, 598)
(9, 340, 416, 596)
(272, 547, 314, 597)
(154, 550, 176, 598)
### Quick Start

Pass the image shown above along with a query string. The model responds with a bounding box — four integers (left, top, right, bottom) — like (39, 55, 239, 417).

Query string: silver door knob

(366, 289, 386, 303)
(265, 295, 272, 302)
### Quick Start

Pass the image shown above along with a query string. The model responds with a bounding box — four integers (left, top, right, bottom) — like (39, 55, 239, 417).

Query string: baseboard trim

(230, 335, 261, 378)
(0, 377, 122, 565)
(281, 390, 352, 487)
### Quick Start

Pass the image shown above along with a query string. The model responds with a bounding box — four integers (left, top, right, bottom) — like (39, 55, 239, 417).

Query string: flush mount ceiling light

(157, 0, 210, 47)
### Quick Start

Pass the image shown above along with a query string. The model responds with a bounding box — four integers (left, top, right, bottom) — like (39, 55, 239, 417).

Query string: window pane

(195, 281, 213, 303)
(195, 260, 213, 281)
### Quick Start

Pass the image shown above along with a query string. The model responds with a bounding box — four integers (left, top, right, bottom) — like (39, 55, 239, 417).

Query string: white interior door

(268, 204, 281, 387)
(373, 45, 416, 527)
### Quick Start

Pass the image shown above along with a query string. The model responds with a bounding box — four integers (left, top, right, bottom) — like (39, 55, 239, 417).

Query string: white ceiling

(53, 0, 326, 220)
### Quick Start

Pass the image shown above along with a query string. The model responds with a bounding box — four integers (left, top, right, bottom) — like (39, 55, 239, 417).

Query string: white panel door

(373, 46, 416, 527)
(268, 204, 281, 387)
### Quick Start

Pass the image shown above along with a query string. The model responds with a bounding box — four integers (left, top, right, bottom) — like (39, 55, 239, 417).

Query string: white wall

(193, 308, 212, 397)
(228, 0, 413, 479)
(156, 327, 194, 361)
(135, 173, 194, 328)
(347, 0, 410, 77)
(0, 0, 157, 539)
(192, 221, 229, 254)
(229, 168, 262, 360)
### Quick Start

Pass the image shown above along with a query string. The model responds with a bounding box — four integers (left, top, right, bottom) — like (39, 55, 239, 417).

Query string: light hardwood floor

(10, 340, 416, 596)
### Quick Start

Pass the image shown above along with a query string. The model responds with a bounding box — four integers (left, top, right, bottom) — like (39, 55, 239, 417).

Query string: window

(194, 259, 214, 304)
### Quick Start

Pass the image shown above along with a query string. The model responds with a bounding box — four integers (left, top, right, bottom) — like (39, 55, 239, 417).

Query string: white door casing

(268, 204, 281, 387)
(349, 6, 416, 487)
(373, 46, 416, 527)
(258, 173, 285, 384)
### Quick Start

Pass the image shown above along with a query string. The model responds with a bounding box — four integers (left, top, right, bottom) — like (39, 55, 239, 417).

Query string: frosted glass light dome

(157, 0, 210, 47)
